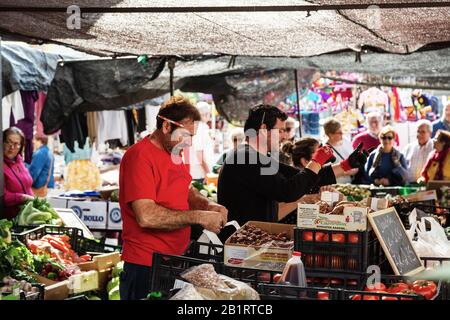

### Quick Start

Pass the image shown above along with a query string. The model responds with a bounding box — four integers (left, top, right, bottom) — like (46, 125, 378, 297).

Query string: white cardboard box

(67, 200, 107, 229)
(47, 197, 68, 209)
(107, 202, 123, 230)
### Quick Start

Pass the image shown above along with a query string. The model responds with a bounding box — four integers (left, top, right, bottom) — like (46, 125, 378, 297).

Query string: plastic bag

(169, 283, 205, 300)
(181, 264, 228, 290)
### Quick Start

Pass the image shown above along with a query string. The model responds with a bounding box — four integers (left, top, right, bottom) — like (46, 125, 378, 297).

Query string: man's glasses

(157, 115, 185, 128)
(5, 141, 21, 149)
(381, 136, 393, 141)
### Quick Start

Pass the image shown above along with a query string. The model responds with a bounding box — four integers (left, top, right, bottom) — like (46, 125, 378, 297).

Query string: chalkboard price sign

(368, 208, 424, 276)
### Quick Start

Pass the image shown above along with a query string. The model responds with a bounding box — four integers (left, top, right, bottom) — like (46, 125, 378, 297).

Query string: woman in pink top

(3, 127, 34, 219)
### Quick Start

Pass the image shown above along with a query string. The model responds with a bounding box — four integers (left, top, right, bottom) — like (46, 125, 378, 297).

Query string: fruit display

(15, 198, 63, 226)
(349, 280, 438, 300)
(228, 224, 293, 248)
(334, 184, 371, 201)
(1, 276, 40, 295)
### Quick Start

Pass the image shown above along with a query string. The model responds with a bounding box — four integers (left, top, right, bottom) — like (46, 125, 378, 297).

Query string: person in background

(212, 128, 245, 174)
(419, 130, 450, 183)
(119, 96, 227, 300)
(189, 101, 214, 184)
(323, 119, 357, 184)
(282, 137, 356, 191)
(352, 111, 383, 152)
(365, 126, 409, 186)
(3, 127, 34, 219)
(432, 102, 450, 137)
(281, 117, 297, 143)
(402, 120, 434, 184)
(27, 134, 55, 197)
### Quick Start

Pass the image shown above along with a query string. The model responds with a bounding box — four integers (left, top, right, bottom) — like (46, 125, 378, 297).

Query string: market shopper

(364, 126, 409, 186)
(2, 127, 34, 219)
(217, 104, 370, 226)
(352, 111, 383, 151)
(432, 102, 450, 137)
(323, 119, 357, 184)
(119, 96, 227, 300)
(28, 135, 55, 197)
(189, 101, 214, 184)
(212, 128, 245, 174)
(419, 130, 450, 183)
(281, 117, 297, 143)
(402, 120, 434, 184)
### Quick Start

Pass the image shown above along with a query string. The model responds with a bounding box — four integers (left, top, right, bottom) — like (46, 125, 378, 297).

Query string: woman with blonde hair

(364, 125, 408, 186)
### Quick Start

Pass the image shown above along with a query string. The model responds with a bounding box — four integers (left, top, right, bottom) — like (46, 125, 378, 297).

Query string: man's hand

(21, 194, 34, 202)
(197, 210, 228, 234)
(207, 203, 228, 228)
(340, 143, 374, 171)
(380, 178, 390, 186)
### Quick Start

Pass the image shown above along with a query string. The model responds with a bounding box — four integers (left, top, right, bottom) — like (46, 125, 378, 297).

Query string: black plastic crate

(184, 241, 224, 263)
(222, 265, 283, 289)
(305, 271, 366, 290)
(78, 237, 122, 255)
(342, 273, 442, 300)
(20, 284, 45, 300)
(257, 283, 341, 300)
(150, 252, 223, 297)
(12, 225, 84, 253)
(294, 228, 386, 273)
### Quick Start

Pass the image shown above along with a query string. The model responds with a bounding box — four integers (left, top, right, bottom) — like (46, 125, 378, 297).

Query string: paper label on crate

(297, 204, 319, 228)
(321, 191, 340, 206)
(370, 198, 388, 211)
(173, 280, 191, 290)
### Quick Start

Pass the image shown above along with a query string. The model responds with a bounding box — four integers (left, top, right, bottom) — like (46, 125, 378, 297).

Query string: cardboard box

(224, 221, 294, 272)
(107, 202, 123, 230)
(67, 200, 107, 229)
(297, 204, 369, 231)
(78, 253, 121, 292)
(47, 197, 68, 209)
(44, 281, 70, 300)
(68, 270, 99, 294)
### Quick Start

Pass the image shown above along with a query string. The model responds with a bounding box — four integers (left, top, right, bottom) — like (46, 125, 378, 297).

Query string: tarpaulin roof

(0, 0, 449, 57)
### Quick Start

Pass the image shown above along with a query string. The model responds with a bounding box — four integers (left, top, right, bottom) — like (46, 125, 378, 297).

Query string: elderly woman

(323, 119, 357, 184)
(3, 127, 34, 219)
(365, 126, 408, 186)
(419, 130, 450, 183)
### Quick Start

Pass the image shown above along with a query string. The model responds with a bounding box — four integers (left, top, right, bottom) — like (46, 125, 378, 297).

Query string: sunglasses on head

(381, 136, 393, 140)
(157, 115, 185, 128)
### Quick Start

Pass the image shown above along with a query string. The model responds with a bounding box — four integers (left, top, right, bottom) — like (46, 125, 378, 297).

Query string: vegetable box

(224, 221, 294, 272)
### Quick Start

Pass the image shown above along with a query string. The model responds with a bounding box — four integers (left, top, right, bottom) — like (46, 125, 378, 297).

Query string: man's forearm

(188, 186, 211, 210)
(132, 200, 200, 231)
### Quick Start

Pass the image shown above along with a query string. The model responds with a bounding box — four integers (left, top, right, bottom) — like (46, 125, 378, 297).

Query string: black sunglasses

(381, 136, 393, 140)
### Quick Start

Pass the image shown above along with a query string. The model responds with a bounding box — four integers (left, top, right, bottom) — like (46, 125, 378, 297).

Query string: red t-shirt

(119, 137, 192, 267)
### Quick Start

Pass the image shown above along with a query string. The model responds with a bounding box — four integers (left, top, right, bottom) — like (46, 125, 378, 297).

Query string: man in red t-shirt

(119, 96, 228, 300)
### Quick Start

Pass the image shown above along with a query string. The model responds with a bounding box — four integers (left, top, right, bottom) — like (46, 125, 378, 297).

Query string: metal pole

(168, 58, 175, 97)
(0, 37, 4, 209)
(294, 69, 302, 138)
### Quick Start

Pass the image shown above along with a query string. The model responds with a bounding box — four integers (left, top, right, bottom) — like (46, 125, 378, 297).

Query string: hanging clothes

(358, 87, 389, 114)
(11, 91, 38, 163)
(125, 109, 137, 146)
(60, 112, 88, 153)
(86, 112, 98, 144)
(35, 92, 47, 137)
(97, 110, 128, 146)
(2, 90, 24, 130)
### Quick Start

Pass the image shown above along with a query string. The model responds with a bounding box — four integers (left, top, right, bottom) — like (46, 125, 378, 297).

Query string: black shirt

(217, 144, 336, 226)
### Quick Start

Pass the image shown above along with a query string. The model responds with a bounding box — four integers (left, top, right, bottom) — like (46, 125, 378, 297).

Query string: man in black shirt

(218, 105, 370, 226)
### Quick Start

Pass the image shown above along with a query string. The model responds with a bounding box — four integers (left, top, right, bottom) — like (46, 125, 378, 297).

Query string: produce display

(334, 184, 371, 201)
(1, 276, 39, 295)
(228, 224, 293, 248)
(350, 280, 438, 300)
(191, 181, 217, 203)
(106, 261, 123, 300)
(110, 190, 119, 202)
(15, 198, 63, 226)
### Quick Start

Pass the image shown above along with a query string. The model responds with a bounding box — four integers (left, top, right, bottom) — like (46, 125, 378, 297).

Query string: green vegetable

(107, 277, 120, 293)
(0, 219, 12, 245)
(0, 240, 35, 280)
(25, 211, 52, 225)
(17, 201, 34, 226)
(108, 287, 120, 300)
(47, 272, 58, 280)
(111, 261, 124, 278)
(88, 295, 102, 300)
(191, 181, 205, 192)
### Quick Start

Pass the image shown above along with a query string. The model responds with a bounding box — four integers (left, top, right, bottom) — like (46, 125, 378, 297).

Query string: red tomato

(351, 294, 361, 300)
(273, 274, 282, 283)
(330, 278, 343, 285)
(317, 291, 330, 300)
(322, 233, 329, 242)
(387, 282, 410, 294)
(303, 231, 313, 241)
(411, 280, 437, 300)
(315, 232, 325, 242)
(314, 255, 324, 268)
(331, 256, 343, 269)
(79, 254, 91, 262)
(257, 272, 271, 282)
(382, 296, 399, 301)
(365, 283, 387, 292)
(363, 292, 384, 300)
(347, 258, 357, 270)
(348, 233, 359, 244)
(331, 233, 345, 243)
(347, 280, 358, 286)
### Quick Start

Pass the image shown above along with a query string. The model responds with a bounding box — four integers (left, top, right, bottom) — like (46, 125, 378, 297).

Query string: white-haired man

(352, 112, 384, 152)
(402, 119, 434, 183)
